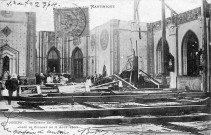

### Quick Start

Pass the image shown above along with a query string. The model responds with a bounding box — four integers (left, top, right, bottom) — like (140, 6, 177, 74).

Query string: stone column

(168, 24, 177, 88)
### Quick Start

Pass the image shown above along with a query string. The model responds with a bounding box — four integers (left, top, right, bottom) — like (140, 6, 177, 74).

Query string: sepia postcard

(0, 0, 210, 134)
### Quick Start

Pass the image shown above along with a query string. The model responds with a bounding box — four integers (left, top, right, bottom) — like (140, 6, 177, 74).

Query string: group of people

(90, 73, 113, 86)
(35, 73, 71, 85)
(0, 72, 31, 105)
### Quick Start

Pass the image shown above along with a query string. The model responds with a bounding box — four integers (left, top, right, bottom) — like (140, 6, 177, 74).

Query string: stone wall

(148, 6, 203, 88)
(36, 31, 89, 77)
(177, 76, 201, 90)
(0, 11, 36, 80)
(90, 20, 148, 76)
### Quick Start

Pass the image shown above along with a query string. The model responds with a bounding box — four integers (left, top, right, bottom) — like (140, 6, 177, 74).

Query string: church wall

(89, 28, 97, 76)
(119, 28, 134, 73)
(153, 26, 177, 86)
(140, 32, 148, 73)
(0, 11, 36, 82)
(0, 21, 27, 76)
(177, 19, 202, 75)
(67, 37, 75, 75)
(37, 30, 89, 78)
(93, 22, 111, 76)
(112, 20, 149, 75)
(91, 20, 148, 77)
(152, 19, 202, 88)
(0, 12, 27, 76)
(111, 20, 119, 74)
(72, 36, 89, 77)
(118, 21, 148, 74)
(150, 6, 203, 89)
(56, 37, 63, 73)
(58, 36, 89, 77)
(36, 31, 55, 74)
(26, 12, 36, 83)
(176, 19, 202, 90)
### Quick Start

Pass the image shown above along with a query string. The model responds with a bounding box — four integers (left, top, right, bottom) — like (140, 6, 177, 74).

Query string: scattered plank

(17, 101, 59, 107)
(112, 74, 137, 89)
(93, 81, 119, 88)
(13, 92, 207, 103)
(53, 113, 211, 125)
(160, 122, 205, 135)
(178, 97, 210, 105)
(5, 105, 208, 119)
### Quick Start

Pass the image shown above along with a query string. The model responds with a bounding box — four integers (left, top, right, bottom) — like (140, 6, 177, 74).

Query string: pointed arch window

(156, 38, 170, 76)
(182, 30, 199, 76)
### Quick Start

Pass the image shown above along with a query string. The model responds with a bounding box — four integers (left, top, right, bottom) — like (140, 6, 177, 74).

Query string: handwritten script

(4, 0, 60, 10)
(0, 111, 112, 135)
(1, 111, 21, 133)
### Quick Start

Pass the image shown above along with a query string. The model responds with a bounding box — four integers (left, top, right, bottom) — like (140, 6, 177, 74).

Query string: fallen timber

(47, 89, 174, 97)
(11, 91, 207, 103)
(2, 105, 208, 119)
(54, 113, 211, 125)
(158, 122, 206, 135)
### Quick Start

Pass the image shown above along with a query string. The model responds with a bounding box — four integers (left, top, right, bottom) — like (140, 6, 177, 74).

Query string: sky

(0, 0, 209, 31)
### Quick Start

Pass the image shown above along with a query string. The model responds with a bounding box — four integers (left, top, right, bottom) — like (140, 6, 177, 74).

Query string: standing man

(5, 73, 19, 105)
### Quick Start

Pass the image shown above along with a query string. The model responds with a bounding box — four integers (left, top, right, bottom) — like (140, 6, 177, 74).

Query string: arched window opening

(3, 56, 9, 74)
(47, 48, 60, 73)
(73, 48, 83, 78)
(157, 39, 171, 76)
(182, 31, 199, 76)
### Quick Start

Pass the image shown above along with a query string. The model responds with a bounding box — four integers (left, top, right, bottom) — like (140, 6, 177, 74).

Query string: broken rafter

(112, 74, 137, 89)
(158, 0, 178, 15)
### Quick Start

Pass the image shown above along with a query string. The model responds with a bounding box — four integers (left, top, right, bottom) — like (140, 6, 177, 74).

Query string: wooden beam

(47, 90, 171, 96)
(158, 0, 178, 15)
(5, 105, 208, 120)
(161, 0, 167, 86)
(202, 0, 208, 92)
(62, 114, 211, 125)
(112, 74, 137, 89)
(160, 122, 205, 135)
(12, 92, 207, 103)
(93, 81, 118, 88)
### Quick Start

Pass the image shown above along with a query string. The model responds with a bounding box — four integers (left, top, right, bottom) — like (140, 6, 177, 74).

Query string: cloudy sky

(0, 0, 209, 31)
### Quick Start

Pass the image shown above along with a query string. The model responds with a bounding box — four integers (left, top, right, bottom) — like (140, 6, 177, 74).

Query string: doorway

(73, 48, 83, 78)
(3, 55, 9, 74)
(47, 47, 60, 73)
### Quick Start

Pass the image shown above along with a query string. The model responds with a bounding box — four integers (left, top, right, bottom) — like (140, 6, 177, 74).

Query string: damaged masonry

(0, 0, 210, 134)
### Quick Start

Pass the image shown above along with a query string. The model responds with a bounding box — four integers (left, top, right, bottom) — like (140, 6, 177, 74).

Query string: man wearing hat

(5, 73, 19, 105)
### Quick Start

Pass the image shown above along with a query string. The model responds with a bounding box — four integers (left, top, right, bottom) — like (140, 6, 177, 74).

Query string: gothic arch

(72, 47, 83, 78)
(0, 44, 19, 75)
(3, 56, 9, 74)
(156, 38, 170, 76)
(181, 30, 199, 76)
(47, 46, 60, 73)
